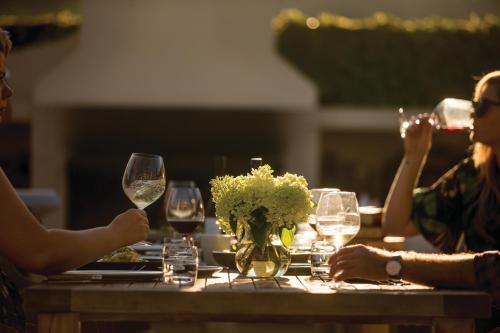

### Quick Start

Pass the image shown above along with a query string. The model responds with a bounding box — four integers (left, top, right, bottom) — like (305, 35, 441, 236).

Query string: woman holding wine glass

(0, 29, 150, 332)
(383, 70, 500, 253)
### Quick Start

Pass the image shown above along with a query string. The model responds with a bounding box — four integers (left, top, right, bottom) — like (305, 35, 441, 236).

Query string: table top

(23, 271, 492, 325)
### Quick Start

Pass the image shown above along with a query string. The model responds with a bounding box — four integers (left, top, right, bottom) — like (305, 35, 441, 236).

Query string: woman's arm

(0, 168, 149, 274)
(383, 115, 433, 236)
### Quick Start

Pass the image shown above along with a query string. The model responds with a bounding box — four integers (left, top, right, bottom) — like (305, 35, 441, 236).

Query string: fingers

(128, 208, 147, 217)
(330, 260, 357, 280)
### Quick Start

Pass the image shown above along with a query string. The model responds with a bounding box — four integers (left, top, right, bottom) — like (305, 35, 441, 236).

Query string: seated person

(328, 244, 499, 333)
(0, 28, 150, 332)
(383, 70, 500, 253)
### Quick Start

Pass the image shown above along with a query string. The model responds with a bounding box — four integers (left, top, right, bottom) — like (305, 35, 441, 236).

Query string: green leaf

(249, 208, 269, 248)
(229, 214, 238, 235)
(280, 225, 297, 247)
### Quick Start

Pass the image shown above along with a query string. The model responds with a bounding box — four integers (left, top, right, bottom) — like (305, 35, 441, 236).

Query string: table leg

(37, 313, 81, 333)
(433, 318, 474, 333)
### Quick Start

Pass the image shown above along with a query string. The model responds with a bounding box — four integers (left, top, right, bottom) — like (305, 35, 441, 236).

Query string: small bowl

(212, 251, 236, 270)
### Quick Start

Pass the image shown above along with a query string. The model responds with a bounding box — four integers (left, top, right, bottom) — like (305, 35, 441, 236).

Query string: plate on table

(77, 261, 162, 271)
(130, 242, 163, 253)
(198, 266, 224, 277)
(48, 270, 163, 282)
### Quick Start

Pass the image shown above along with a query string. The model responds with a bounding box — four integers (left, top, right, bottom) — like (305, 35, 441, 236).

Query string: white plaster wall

(33, 0, 499, 108)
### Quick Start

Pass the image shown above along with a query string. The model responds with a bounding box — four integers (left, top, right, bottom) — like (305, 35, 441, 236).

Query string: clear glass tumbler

(163, 238, 198, 286)
(310, 240, 336, 278)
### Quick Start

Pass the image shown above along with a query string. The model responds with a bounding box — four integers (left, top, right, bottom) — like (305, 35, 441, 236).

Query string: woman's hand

(107, 209, 149, 246)
(403, 114, 433, 160)
(328, 244, 392, 282)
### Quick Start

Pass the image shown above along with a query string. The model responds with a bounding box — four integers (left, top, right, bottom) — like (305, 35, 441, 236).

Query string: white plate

(48, 270, 162, 281)
(130, 242, 163, 253)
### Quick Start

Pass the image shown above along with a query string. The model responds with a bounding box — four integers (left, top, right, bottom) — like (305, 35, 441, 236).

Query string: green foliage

(280, 224, 297, 248)
(210, 165, 313, 247)
(273, 10, 500, 106)
(0, 10, 81, 48)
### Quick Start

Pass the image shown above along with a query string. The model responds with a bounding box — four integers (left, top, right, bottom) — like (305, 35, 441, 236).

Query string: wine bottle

(250, 157, 263, 170)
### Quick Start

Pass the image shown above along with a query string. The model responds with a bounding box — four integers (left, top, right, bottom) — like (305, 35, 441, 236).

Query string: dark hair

(472, 71, 500, 244)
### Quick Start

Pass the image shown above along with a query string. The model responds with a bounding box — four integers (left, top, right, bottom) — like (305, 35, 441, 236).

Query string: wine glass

(122, 153, 166, 209)
(165, 185, 205, 242)
(308, 188, 339, 234)
(315, 191, 360, 249)
(316, 191, 360, 287)
(399, 98, 473, 138)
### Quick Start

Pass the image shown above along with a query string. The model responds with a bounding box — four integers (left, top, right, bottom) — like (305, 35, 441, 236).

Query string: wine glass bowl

(308, 188, 339, 233)
(165, 184, 205, 238)
(399, 98, 473, 138)
(315, 191, 360, 249)
(122, 153, 166, 209)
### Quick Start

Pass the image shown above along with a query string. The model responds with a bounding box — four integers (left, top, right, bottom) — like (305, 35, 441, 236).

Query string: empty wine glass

(315, 191, 360, 250)
(122, 153, 166, 209)
(399, 98, 473, 138)
(308, 188, 339, 235)
(165, 184, 205, 242)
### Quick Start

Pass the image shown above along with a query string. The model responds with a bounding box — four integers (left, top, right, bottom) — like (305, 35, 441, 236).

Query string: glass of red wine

(399, 98, 473, 138)
(165, 184, 205, 244)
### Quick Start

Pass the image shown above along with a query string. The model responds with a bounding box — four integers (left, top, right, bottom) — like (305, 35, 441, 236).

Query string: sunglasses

(472, 97, 500, 118)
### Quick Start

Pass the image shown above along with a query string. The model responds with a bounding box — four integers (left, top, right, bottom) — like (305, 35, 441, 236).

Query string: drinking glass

(315, 191, 360, 248)
(307, 188, 339, 234)
(122, 153, 166, 209)
(315, 191, 360, 286)
(310, 239, 336, 278)
(399, 98, 473, 138)
(165, 185, 205, 241)
(163, 238, 198, 285)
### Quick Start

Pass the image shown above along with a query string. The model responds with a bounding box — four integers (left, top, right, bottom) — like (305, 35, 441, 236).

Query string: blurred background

(1, 0, 499, 236)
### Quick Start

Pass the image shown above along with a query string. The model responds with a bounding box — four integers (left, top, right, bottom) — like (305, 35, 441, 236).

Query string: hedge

(273, 10, 500, 106)
(0, 10, 80, 48)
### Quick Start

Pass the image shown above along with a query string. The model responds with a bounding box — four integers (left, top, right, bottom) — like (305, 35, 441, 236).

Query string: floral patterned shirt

(0, 268, 25, 332)
(412, 158, 500, 253)
(474, 251, 500, 333)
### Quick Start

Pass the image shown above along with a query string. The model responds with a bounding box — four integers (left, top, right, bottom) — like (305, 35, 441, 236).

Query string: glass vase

(235, 233, 291, 278)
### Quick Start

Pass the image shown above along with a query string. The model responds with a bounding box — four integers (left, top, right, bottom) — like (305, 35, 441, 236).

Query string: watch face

(386, 259, 402, 277)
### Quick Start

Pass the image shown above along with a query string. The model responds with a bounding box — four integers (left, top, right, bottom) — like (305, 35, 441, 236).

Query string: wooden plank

(229, 273, 255, 291)
(274, 276, 307, 292)
(38, 313, 81, 333)
(205, 271, 231, 290)
(23, 278, 492, 325)
(253, 277, 280, 290)
(297, 276, 334, 293)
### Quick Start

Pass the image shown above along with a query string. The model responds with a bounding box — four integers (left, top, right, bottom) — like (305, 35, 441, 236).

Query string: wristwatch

(385, 255, 402, 280)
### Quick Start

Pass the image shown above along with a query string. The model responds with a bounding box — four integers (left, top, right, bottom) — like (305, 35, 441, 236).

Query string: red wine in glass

(436, 126, 470, 134)
(168, 219, 204, 235)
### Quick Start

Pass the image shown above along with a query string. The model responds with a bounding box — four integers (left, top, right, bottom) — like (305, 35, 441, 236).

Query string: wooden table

(23, 271, 492, 333)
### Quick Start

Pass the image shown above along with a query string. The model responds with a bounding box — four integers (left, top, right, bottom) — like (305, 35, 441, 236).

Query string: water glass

(310, 240, 335, 278)
(163, 238, 198, 286)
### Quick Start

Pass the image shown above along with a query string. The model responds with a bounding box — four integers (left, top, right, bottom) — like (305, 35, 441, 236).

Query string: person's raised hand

(403, 113, 433, 160)
(328, 244, 392, 282)
(107, 209, 149, 246)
